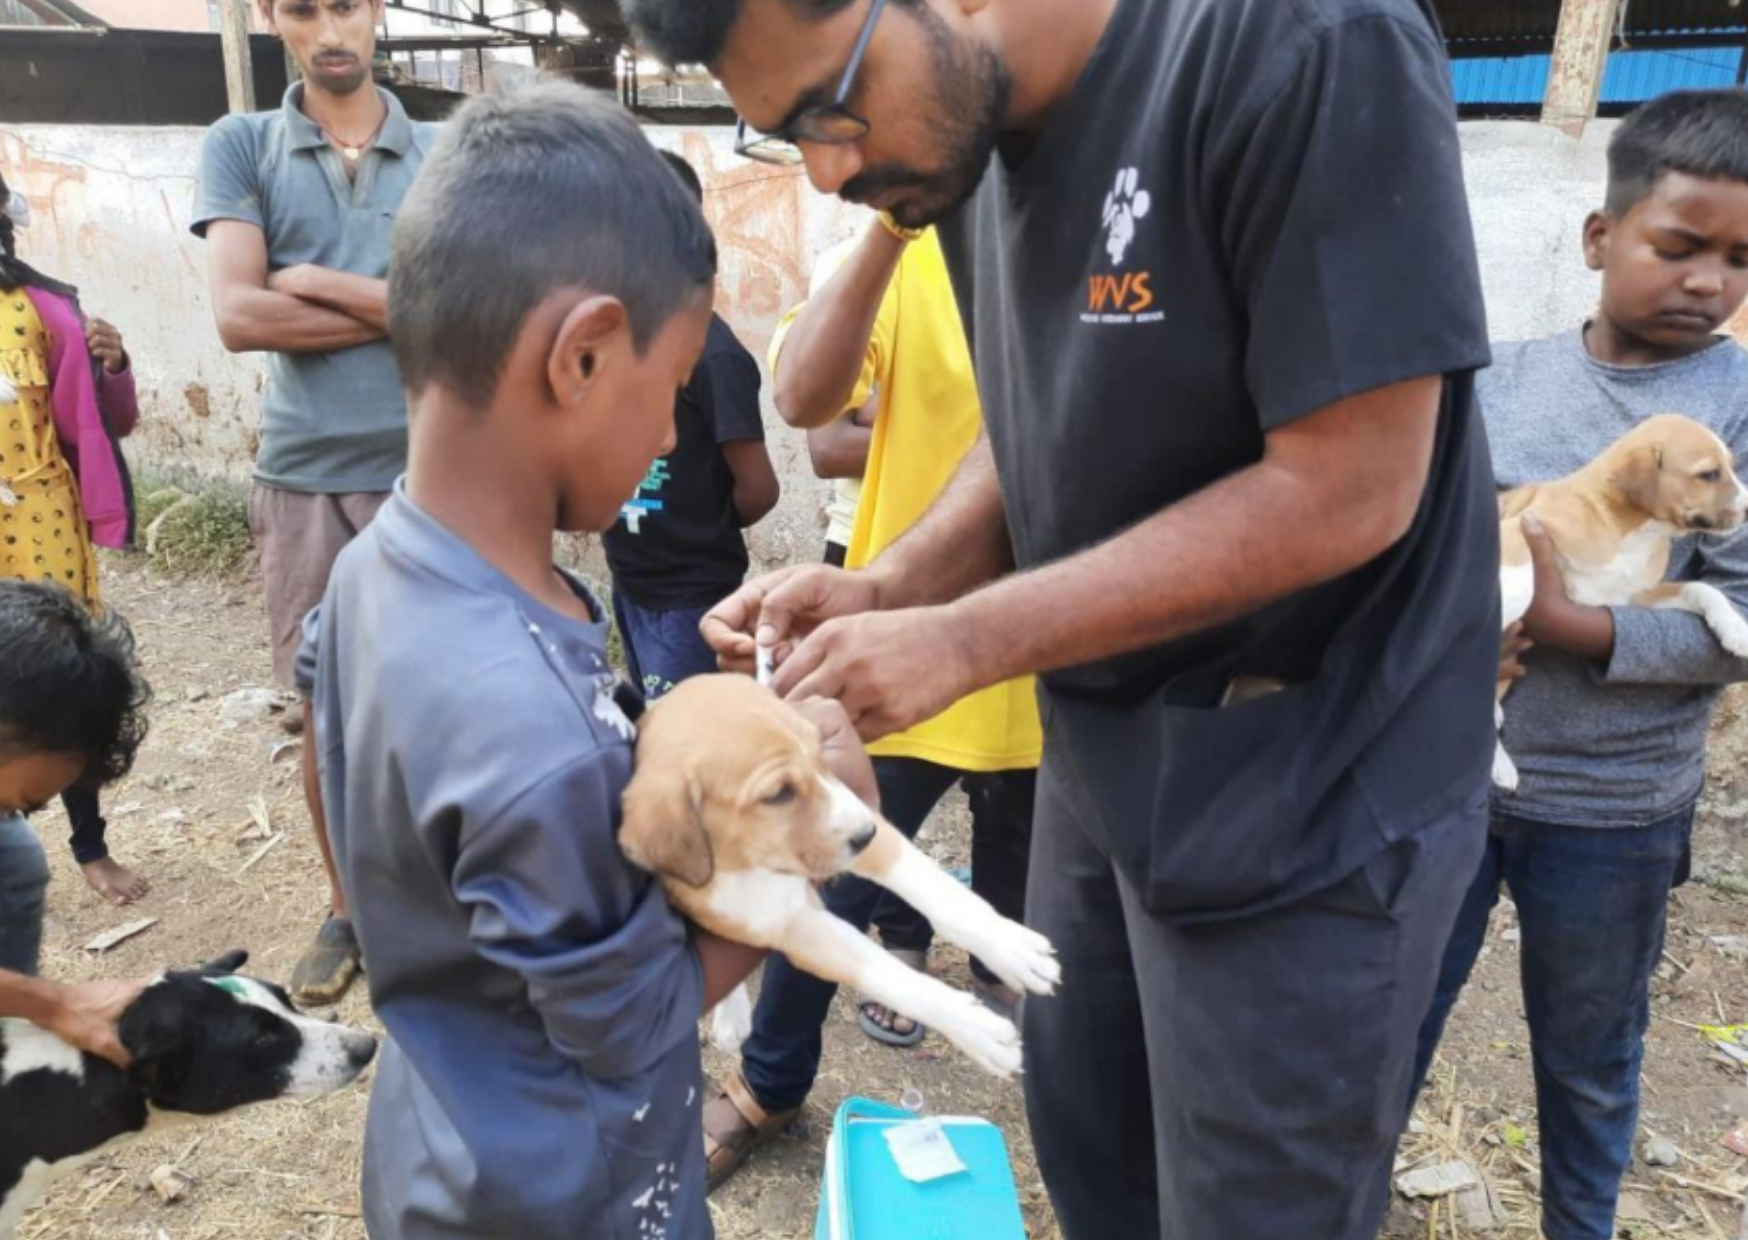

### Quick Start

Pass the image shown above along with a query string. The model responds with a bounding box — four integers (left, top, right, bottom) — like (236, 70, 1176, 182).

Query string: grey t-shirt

(1485, 330, 1748, 827)
(297, 485, 709, 1240)
(193, 85, 435, 493)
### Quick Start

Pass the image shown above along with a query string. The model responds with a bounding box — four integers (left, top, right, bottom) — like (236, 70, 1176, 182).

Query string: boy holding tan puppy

(1413, 89, 1748, 1240)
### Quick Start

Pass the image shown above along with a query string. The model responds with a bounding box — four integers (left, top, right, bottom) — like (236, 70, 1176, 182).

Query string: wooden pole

(218, 0, 258, 113)
(1541, 0, 1621, 137)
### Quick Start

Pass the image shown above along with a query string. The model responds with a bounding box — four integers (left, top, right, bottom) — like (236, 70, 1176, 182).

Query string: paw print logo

(1101, 167, 1152, 268)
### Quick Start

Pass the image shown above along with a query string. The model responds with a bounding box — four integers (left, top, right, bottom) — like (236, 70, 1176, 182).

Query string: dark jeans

(1410, 808, 1693, 1240)
(1025, 755, 1485, 1240)
(63, 779, 109, 865)
(0, 813, 49, 975)
(740, 756, 1036, 1112)
(610, 588, 719, 703)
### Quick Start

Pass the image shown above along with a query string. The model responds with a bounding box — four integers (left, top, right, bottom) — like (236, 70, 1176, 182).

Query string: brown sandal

(703, 1071, 800, 1193)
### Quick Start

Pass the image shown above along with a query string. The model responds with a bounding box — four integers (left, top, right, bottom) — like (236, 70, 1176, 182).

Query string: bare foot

(80, 857, 150, 906)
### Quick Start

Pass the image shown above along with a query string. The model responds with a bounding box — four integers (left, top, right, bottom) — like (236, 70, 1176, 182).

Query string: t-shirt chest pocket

(344, 203, 396, 260)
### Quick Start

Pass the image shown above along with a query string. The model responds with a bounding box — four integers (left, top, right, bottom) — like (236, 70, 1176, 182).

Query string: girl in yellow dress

(1, 173, 147, 905)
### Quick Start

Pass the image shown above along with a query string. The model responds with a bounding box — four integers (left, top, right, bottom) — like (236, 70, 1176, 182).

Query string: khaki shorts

(249, 484, 390, 689)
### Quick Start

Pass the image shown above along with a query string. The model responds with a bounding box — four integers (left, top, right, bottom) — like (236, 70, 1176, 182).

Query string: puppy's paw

(964, 918, 1060, 998)
(1678, 584, 1748, 659)
(711, 985, 754, 1054)
(1492, 741, 1519, 792)
(1711, 609, 1748, 659)
(935, 992, 1024, 1079)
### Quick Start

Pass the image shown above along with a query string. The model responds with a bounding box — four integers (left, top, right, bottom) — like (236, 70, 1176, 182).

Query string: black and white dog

(0, 951, 377, 1238)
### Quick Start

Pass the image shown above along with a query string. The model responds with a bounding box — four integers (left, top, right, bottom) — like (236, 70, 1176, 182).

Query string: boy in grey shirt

(297, 85, 870, 1240)
(1413, 89, 1748, 1240)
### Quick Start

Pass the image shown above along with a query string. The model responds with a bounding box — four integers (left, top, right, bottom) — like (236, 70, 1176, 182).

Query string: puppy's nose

(848, 824, 877, 855)
(348, 1035, 380, 1068)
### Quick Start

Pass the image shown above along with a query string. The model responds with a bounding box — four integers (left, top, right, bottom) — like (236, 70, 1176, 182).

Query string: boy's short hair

(0, 582, 149, 785)
(660, 150, 705, 207)
(390, 80, 718, 407)
(1607, 88, 1748, 217)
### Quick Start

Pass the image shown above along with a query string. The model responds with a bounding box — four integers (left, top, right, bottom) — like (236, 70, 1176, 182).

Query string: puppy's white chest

(0, 1020, 83, 1086)
(1565, 522, 1673, 607)
(702, 871, 814, 945)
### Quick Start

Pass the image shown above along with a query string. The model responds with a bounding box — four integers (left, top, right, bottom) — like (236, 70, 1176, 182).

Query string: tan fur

(622, 676, 868, 901)
(1499, 413, 1744, 573)
(1493, 413, 1748, 789)
(621, 675, 1060, 1076)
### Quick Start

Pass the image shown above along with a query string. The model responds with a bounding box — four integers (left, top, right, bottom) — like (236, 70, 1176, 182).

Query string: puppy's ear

(620, 767, 715, 889)
(1612, 443, 1664, 512)
(195, 949, 249, 976)
(120, 995, 190, 1098)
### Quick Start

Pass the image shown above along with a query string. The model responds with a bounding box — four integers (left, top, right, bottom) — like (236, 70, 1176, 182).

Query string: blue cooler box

(814, 1097, 1029, 1240)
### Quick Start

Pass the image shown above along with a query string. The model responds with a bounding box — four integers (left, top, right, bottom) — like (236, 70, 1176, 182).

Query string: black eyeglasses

(734, 0, 889, 166)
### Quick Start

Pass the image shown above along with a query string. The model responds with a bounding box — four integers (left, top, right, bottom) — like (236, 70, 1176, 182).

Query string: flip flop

(704, 1071, 800, 1193)
(856, 948, 927, 1048)
(289, 915, 362, 1007)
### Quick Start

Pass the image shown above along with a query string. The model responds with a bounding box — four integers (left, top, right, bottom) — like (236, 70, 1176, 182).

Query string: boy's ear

(620, 765, 715, 889)
(547, 295, 631, 412)
(1582, 210, 1612, 273)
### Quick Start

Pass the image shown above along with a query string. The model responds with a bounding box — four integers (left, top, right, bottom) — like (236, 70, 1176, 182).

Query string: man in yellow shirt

(701, 215, 1041, 1189)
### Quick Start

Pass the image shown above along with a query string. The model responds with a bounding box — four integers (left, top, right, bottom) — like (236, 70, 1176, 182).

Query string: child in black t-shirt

(603, 152, 778, 700)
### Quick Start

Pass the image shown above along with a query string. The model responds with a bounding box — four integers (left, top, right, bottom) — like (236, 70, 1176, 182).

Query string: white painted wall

(1, 118, 1742, 564)
(0, 121, 863, 562)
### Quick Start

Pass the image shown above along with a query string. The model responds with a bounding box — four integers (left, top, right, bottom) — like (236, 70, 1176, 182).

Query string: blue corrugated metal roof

(1454, 41, 1747, 105)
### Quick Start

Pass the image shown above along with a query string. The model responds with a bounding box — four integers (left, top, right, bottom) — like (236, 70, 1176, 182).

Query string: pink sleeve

(36, 295, 85, 456)
(97, 364, 139, 438)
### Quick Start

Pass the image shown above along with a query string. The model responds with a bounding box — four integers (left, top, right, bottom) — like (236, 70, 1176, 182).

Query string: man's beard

(306, 52, 372, 96)
(841, 18, 1011, 229)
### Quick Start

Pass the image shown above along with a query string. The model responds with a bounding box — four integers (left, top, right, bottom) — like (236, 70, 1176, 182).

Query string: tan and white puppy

(621, 675, 1060, 1078)
(1495, 412, 1748, 788)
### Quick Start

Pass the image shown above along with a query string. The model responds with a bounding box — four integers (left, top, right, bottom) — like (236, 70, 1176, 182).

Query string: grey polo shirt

(193, 84, 435, 494)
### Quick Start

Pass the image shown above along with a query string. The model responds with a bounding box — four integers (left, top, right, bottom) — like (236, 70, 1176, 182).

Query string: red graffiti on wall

(0, 130, 105, 273)
(682, 134, 811, 362)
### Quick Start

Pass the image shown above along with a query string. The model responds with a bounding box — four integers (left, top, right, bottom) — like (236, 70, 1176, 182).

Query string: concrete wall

(0, 122, 863, 566)
(1, 118, 1743, 568)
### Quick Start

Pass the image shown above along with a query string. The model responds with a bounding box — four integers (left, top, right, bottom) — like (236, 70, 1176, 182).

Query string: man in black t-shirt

(625, 1, 1499, 1236)
(604, 153, 778, 701)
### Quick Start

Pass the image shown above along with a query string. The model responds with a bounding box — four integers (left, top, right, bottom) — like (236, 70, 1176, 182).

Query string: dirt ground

(18, 554, 1748, 1240)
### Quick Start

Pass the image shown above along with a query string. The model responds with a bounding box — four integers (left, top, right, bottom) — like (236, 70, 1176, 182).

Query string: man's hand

(1503, 622, 1531, 682)
(1518, 512, 1615, 662)
(776, 607, 979, 742)
(42, 978, 147, 1068)
(1500, 621, 1533, 683)
(85, 318, 127, 374)
(791, 698, 880, 810)
(701, 565, 882, 674)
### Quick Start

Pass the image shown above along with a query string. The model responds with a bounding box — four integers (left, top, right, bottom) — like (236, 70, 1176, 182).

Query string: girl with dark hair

(0, 171, 148, 906)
